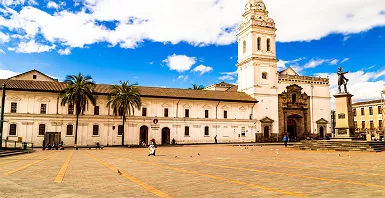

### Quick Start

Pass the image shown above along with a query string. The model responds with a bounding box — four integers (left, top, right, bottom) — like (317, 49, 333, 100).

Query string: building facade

(353, 99, 384, 140)
(0, 0, 331, 147)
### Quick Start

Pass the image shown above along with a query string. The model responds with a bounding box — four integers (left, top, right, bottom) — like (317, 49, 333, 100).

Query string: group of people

(43, 140, 64, 150)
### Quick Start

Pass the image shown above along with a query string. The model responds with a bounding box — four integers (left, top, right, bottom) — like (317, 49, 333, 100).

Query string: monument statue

(337, 67, 349, 93)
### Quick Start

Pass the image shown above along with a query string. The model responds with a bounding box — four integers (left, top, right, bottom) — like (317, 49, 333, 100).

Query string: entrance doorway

(264, 126, 270, 139)
(287, 119, 297, 140)
(139, 126, 148, 145)
(162, 127, 171, 144)
(319, 126, 324, 139)
(44, 132, 61, 146)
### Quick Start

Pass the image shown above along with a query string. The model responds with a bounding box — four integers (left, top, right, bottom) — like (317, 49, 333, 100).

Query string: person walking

(214, 135, 218, 144)
(283, 135, 289, 147)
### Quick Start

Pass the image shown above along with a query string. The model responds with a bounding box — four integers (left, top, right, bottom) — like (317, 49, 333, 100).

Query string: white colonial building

(0, 0, 331, 147)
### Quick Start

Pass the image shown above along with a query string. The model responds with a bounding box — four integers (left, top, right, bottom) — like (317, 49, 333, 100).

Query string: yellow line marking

(206, 163, 384, 188)
(85, 152, 171, 198)
(4, 154, 55, 175)
(135, 160, 306, 197)
(54, 151, 74, 183)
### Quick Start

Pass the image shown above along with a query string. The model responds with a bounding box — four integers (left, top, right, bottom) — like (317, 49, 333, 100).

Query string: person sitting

(96, 142, 101, 149)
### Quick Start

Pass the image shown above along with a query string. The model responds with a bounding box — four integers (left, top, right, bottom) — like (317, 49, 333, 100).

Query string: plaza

(1, 145, 385, 197)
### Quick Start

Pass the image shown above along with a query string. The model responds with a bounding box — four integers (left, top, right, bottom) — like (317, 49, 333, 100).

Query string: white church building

(0, 0, 331, 147)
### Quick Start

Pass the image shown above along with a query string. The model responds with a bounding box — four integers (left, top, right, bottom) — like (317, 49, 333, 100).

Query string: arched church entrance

(264, 126, 270, 139)
(161, 127, 171, 144)
(319, 126, 324, 139)
(287, 119, 297, 140)
(139, 126, 148, 145)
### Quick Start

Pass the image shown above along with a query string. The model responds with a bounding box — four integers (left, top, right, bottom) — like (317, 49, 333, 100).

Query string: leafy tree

(191, 84, 204, 90)
(60, 73, 96, 145)
(107, 81, 141, 146)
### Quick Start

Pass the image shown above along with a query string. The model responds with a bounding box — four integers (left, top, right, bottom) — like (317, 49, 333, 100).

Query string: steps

(293, 140, 385, 152)
(0, 150, 32, 157)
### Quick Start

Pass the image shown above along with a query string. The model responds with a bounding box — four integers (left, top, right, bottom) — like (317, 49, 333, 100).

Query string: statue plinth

(333, 93, 358, 141)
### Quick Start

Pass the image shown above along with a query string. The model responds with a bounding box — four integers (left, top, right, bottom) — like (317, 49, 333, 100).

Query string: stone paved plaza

(1, 145, 385, 197)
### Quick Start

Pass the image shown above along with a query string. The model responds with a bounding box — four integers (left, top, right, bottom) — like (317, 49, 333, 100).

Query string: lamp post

(0, 84, 6, 149)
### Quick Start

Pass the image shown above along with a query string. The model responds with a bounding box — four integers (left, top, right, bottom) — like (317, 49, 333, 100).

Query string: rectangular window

(185, 109, 190, 118)
(33, 74, 37, 79)
(185, 126, 190, 136)
(354, 121, 357, 129)
(68, 104, 74, 115)
(241, 127, 246, 137)
(40, 104, 47, 114)
(379, 120, 383, 130)
(11, 102, 17, 113)
(370, 121, 374, 130)
(93, 125, 99, 136)
(9, 124, 16, 136)
(39, 124, 45, 136)
(142, 107, 147, 117)
(205, 110, 209, 118)
(164, 108, 169, 117)
(361, 108, 365, 115)
(369, 107, 373, 115)
(362, 121, 366, 130)
(118, 125, 123, 136)
(379, 106, 383, 114)
(353, 108, 356, 117)
(94, 106, 100, 115)
(224, 110, 228, 119)
(67, 125, 73, 136)
(204, 126, 209, 136)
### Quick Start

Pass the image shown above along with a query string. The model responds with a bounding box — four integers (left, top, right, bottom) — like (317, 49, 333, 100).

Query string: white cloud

(0, 48, 5, 54)
(218, 71, 237, 81)
(177, 75, 188, 81)
(0, 31, 9, 43)
(0, 69, 19, 78)
(12, 40, 55, 53)
(0, 0, 384, 51)
(0, 0, 36, 6)
(304, 59, 328, 69)
(341, 58, 350, 63)
(191, 65, 213, 75)
(163, 54, 196, 73)
(277, 58, 305, 71)
(329, 59, 339, 65)
(58, 48, 71, 55)
(47, 1, 59, 9)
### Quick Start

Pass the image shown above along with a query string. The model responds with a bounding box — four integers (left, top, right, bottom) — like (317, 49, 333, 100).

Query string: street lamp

(0, 84, 6, 149)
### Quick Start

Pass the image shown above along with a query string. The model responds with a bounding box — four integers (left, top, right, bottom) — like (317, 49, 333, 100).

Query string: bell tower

(237, 0, 278, 97)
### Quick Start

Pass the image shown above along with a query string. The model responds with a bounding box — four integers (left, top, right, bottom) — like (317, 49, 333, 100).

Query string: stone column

(304, 112, 308, 136)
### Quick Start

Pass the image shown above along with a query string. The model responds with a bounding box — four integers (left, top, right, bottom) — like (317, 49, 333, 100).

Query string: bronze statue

(337, 67, 349, 93)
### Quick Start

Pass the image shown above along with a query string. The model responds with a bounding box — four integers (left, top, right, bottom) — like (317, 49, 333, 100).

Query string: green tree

(60, 73, 97, 145)
(107, 81, 141, 146)
(191, 84, 204, 90)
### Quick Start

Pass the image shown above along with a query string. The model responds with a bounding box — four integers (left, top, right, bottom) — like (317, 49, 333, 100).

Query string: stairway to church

(294, 140, 385, 152)
(0, 149, 32, 158)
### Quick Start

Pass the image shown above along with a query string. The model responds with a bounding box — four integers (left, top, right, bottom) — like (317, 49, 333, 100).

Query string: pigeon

(197, 153, 200, 156)
(117, 169, 122, 175)
(175, 156, 179, 158)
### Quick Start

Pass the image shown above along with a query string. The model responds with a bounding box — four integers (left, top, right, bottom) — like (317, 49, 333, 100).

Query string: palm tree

(60, 73, 96, 145)
(191, 84, 204, 90)
(107, 81, 141, 146)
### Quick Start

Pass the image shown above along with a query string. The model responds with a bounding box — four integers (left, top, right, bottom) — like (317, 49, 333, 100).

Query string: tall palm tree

(191, 84, 204, 90)
(60, 73, 96, 145)
(107, 81, 141, 146)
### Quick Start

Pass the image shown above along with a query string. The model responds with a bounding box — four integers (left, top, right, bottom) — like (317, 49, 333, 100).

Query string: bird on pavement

(117, 169, 122, 175)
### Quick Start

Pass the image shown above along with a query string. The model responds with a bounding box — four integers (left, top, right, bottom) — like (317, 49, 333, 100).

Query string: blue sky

(0, 0, 385, 101)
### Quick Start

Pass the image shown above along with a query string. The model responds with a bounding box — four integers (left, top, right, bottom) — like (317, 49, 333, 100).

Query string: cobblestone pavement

(1, 145, 385, 197)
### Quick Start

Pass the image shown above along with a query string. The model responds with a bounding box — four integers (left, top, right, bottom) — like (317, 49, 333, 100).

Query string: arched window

(243, 40, 247, 54)
(267, 38, 271, 52)
(257, 37, 261, 51)
(204, 126, 210, 136)
(262, 72, 267, 79)
(292, 94, 296, 104)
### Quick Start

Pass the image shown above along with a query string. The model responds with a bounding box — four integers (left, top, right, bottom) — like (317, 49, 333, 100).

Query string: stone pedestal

(333, 93, 357, 140)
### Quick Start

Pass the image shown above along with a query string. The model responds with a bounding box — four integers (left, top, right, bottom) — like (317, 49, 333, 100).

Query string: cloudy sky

(0, 0, 385, 102)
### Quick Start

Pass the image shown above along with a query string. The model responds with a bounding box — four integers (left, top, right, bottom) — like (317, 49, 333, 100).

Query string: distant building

(353, 99, 384, 140)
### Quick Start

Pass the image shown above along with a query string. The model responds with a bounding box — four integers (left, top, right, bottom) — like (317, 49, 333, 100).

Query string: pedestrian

(148, 142, 156, 156)
(42, 140, 46, 150)
(214, 135, 218, 144)
(283, 135, 289, 147)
